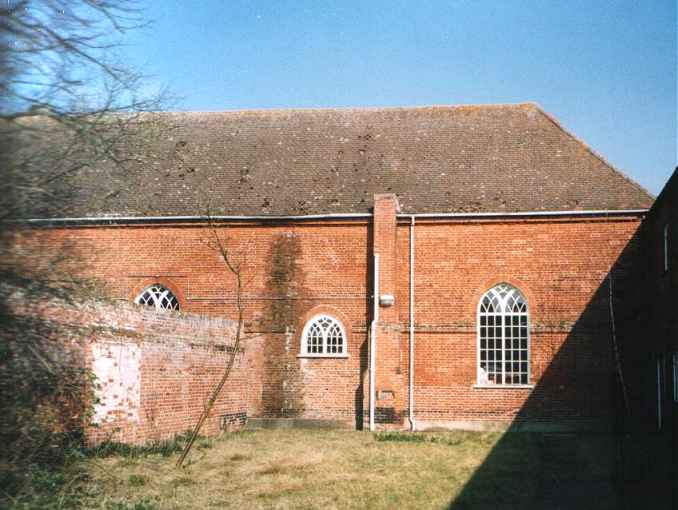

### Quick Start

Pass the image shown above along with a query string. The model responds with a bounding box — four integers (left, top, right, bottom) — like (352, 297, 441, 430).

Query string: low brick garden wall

(4, 292, 250, 445)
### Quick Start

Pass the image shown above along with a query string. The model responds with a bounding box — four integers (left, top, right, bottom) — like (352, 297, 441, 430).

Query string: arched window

(300, 314, 347, 357)
(135, 284, 180, 311)
(477, 283, 529, 385)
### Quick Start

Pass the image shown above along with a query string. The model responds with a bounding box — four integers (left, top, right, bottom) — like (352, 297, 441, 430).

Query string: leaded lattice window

(135, 285, 180, 311)
(478, 283, 529, 385)
(300, 314, 346, 357)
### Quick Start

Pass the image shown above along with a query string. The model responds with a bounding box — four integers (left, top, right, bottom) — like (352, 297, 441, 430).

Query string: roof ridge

(154, 102, 537, 115)
(532, 104, 655, 201)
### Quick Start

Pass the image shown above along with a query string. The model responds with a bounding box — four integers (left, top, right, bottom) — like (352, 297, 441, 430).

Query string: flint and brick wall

(9, 197, 645, 430)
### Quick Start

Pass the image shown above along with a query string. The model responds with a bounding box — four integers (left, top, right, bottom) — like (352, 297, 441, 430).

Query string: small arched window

(135, 284, 180, 311)
(477, 283, 529, 386)
(300, 314, 347, 357)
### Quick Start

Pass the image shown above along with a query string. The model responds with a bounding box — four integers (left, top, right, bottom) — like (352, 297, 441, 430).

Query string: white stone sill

(472, 384, 535, 390)
(297, 354, 349, 359)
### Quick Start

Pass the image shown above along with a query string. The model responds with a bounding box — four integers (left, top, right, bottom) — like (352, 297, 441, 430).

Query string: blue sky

(121, 0, 676, 195)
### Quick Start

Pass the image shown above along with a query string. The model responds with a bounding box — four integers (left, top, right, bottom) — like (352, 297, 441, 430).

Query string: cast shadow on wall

(447, 228, 674, 510)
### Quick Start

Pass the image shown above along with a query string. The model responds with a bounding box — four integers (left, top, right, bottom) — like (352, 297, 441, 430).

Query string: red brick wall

(10, 222, 372, 426)
(9, 208, 643, 430)
(397, 216, 640, 429)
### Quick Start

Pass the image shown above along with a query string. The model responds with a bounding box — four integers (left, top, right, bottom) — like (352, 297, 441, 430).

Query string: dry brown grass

(71, 428, 510, 509)
(73, 428, 617, 510)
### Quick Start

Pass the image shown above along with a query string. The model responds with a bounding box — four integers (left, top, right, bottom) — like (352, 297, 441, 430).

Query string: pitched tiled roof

(24, 103, 654, 218)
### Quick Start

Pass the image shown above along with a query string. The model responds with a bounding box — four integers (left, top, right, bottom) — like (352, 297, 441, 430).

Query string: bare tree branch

(176, 213, 247, 468)
(1, 0, 172, 220)
(0, 2, 173, 503)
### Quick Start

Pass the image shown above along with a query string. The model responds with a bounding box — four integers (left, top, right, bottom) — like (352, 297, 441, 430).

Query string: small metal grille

(135, 285, 180, 311)
(302, 314, 345, 356)
(478, 283, 529, 385)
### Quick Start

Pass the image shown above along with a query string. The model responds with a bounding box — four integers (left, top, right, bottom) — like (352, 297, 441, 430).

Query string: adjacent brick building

(615, 167, 677, 505)
(9, 103, 658, 432)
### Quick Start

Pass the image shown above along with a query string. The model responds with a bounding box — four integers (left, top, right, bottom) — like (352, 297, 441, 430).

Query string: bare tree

(0, 0, 169, 220)
(0, 1, 169, 504)
(176, 218, 247, 468)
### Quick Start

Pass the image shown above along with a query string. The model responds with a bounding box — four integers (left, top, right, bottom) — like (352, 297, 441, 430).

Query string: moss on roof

(14, 103, 654, 218)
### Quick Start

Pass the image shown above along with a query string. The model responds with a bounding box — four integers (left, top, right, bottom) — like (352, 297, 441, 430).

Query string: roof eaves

(8, 208, 649, 226)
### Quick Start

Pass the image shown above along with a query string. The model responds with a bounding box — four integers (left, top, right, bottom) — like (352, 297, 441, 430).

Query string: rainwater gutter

(9, 208, 648, 226)
(396, 209, 648, 219)
(11, 213, 372, 226)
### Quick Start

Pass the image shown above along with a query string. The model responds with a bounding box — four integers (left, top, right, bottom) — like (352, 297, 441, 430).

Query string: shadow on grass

(448, 226, 675, 510)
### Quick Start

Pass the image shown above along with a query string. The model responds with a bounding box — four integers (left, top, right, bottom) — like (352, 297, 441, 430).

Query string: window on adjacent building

(657, 356, 664, 429)
(300, 314, 347, 357)
(135, 284, 180, 311)
(663, 224, 669, 272)
(478, 283, 530, 386)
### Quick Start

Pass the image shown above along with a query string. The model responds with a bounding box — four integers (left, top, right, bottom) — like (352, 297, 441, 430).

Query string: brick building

(10, 103, 658, 431)
(615, 167, 676, 502)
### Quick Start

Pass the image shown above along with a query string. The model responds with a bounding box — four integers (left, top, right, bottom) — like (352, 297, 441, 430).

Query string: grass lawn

(53, 428, 619, 510)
